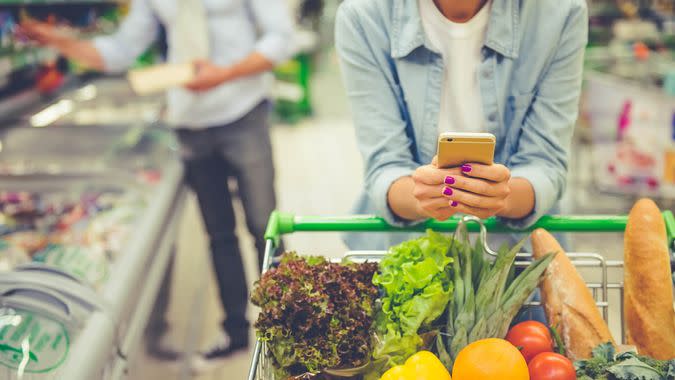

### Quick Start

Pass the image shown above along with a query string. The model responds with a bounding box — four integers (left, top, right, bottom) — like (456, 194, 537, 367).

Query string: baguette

(624, 198, 675, 360)
(531, 229, 615, 360)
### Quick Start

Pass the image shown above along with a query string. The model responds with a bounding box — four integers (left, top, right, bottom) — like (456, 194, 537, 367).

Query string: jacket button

(488, 112, 497, 122)
(482, 70, 492, 79)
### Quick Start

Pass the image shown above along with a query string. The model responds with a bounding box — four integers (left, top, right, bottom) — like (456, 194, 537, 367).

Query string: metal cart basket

(248, 211, 675, 380)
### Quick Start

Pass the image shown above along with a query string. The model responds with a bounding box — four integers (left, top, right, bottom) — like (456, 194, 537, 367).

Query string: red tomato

(505, 321, 554, 362)
(528, 352, 577, 380)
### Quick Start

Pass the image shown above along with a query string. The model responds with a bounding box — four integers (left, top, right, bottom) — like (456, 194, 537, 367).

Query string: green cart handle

(265, 210, 675, 249)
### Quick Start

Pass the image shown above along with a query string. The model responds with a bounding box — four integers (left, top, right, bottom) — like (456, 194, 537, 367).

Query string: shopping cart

(248, 211, 675, 380)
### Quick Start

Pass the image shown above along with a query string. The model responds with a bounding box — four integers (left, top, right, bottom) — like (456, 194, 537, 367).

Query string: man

(22, 0, 293, 370)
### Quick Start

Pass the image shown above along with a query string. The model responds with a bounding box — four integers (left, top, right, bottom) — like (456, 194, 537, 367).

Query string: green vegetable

(368, 231, 456, 376)
(575, 343, 675, 380)
(251, 253, 379, 378)
(444, 227, 556, 363)
(550, 325, 566, 355)
(607, 357, 663, 380)
(367, 229, 555, 378)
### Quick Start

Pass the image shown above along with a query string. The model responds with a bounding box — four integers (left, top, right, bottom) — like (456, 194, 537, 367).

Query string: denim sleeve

(502, 1, 588, 229)
(335, 4, 419, 227)
(249, 0, 294, 63)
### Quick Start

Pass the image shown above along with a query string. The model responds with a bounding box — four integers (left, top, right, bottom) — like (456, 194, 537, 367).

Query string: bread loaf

(531, 229, 615, 360)
(624, 199, 675, 360)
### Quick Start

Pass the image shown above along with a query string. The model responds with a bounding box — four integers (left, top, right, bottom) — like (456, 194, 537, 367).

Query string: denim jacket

(336, 0, 588, 249)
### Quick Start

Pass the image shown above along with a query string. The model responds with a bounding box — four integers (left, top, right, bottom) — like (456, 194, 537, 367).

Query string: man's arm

(55, 40, 105, 71)
(247, 0, 294, 68)
(185, 53, 280, 92)
(21, 0, 159, 73)
(185, 0, 294, 91)
(20, 21, 105, 71)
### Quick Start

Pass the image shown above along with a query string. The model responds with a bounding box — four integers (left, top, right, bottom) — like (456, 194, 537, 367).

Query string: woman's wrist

(386, 166, 536, 223)
(387, 176, 426, 221)
(497, 178, 535, 219)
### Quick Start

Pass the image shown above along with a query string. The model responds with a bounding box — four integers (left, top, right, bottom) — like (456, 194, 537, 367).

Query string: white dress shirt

(94, 0, 294, 128)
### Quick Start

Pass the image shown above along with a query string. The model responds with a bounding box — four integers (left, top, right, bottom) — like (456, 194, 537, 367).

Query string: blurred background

(0, 0, 673, 379)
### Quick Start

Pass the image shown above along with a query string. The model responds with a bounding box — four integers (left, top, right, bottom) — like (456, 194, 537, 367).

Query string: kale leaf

(576, 343, 675, 380)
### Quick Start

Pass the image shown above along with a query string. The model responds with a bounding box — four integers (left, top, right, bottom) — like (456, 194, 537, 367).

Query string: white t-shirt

(418, 0, 492, 134)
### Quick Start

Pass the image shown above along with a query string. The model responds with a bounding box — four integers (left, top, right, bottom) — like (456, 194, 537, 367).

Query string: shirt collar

(391, 0, 520, 59)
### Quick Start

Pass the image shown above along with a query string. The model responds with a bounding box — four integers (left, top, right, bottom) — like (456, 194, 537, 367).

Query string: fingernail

(461, 164, 472, 173)
(444, 176, 455, 185)
(443, 187, 453, 196)
(451, 201, 459, 207)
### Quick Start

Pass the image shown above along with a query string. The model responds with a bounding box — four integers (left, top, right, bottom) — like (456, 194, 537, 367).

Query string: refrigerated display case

(0, 85, 187, 379)
(0, 123, 176, 176)
(0, 270, 116, 380)
(22, 78, 165, 128)
(0, 174, 186, 380)
(2, 176, 155, 288)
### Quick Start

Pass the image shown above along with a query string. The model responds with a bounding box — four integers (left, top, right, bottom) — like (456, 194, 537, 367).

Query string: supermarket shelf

(0, 47, 58, 77)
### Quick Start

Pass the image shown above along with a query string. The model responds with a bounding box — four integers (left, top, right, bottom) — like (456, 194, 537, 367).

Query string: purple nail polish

(461, 164, 472, 173)
(451, 201, 459, 207)
(443, 187, 453, 196)
(444, 176, 455, 185)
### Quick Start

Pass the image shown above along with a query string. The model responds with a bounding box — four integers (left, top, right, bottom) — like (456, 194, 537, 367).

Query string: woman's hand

(411, 164, 463, 221)
(440, 163, 512, 219)
(391, 157, 531, 222)
(411, 157, 512, 221)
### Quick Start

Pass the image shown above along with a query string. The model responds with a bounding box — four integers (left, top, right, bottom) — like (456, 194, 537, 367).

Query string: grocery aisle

(2, 1, 673, 379)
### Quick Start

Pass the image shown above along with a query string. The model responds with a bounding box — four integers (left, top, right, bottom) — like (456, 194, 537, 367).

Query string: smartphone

(437, 132, 496, 168)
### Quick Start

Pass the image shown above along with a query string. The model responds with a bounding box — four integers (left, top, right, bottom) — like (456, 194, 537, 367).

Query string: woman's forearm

(388, 175, 536, 222)
(387, 176, 424, 221)
(498, 177, 535, 219)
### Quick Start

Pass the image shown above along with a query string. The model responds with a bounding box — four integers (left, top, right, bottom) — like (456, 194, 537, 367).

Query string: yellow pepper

(380, 351, 452, 380)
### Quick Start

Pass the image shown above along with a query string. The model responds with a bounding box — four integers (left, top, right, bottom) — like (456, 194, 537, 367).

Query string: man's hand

(184, 60, 233, 92)
(19, 19, 105, 71)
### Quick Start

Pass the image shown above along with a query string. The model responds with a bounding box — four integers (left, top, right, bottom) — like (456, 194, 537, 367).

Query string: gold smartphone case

(437, 137, 495, 168)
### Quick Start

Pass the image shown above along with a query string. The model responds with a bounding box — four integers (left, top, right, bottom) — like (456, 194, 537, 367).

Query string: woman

(336, 0, 588, 249)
